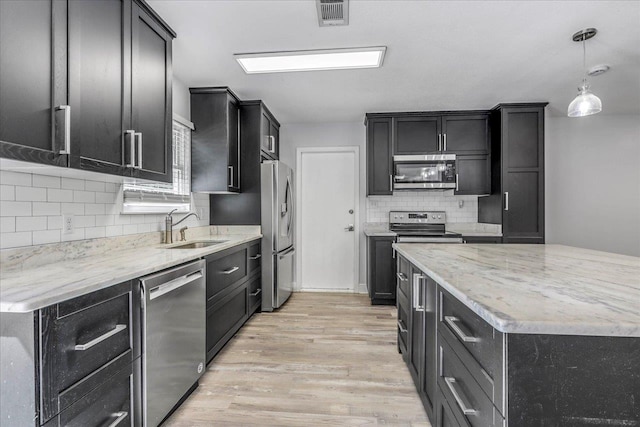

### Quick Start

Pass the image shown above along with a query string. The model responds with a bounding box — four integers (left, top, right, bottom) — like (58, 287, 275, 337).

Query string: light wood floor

(165, 292, 430, 426)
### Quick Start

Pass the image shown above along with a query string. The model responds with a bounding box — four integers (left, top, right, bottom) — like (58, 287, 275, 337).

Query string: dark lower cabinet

(366, 236, 396, 304)
(397, 253, 639, 427)
(204, 240, 262, 363)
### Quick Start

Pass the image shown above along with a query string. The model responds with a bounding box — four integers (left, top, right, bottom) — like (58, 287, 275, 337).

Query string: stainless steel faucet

(165, 209, 200, 244)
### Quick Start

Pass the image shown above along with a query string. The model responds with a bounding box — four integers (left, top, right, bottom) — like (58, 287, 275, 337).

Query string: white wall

(280, 121, 368, 286)
(546, 114, 640, 257)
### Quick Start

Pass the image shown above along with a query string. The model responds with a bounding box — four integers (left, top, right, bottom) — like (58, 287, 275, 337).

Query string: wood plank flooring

(165, 292, 430, 426)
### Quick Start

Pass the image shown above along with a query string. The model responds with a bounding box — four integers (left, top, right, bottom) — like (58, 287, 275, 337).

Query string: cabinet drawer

(438, 333, 504, 427)
(42, 360, 133, 427)
(206, 282, 248, 362)
(40, 281, 133, 422)
(438, 287, 504, 413)
(248, 242, 261, 275)
(396, 255, 410, 300)
(248, 275, 262, 314)
(206, 246, 248, 302)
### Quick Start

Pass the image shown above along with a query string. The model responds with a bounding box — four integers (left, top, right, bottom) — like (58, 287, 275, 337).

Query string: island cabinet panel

(366, 236, 396, 304)
(507, 334, 640, 426)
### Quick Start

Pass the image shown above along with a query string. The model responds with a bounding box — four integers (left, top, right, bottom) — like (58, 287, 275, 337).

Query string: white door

(298, 148, 358, 291)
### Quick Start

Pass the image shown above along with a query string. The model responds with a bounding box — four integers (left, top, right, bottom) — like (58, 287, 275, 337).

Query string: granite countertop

(393, 243, 640, 337)
(363, 222, 397, 237)
(0, 234, 261, 313)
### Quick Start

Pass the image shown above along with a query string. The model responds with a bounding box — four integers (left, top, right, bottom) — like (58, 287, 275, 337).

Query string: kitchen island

(392, 243, 639, 427)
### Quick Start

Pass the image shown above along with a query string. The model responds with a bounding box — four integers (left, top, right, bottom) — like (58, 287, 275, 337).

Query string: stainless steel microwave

(393, 154, 457, 190)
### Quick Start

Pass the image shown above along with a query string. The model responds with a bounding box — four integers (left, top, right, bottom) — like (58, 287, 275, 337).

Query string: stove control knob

(432, 215, 436, 219)
(437, 215, 442, 219)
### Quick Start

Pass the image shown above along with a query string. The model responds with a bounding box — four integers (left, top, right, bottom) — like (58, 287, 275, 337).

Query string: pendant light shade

(567, 83, 602, 117)
(567, 28, 603, 118)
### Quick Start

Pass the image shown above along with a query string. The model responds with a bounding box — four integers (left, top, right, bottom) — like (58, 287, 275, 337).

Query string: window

(122, 116, 194, 213)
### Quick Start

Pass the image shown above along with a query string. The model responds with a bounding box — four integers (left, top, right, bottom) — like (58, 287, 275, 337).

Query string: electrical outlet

(63, 214, 74, 234)
(458, 200, 464, 208)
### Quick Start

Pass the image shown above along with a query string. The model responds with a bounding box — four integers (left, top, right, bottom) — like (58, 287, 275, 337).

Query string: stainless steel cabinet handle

(107, 411, 128, 427)
(269, 135, 276, 153)
(250, 289, 262, 297)
(125, 130, 136, 167)
(249, 254, 262, 260)
(396, 272, 408, 282)
(228, 166, 234, 187)
(56, 105, 71, 155)
(75, 324, 127, 351)
(397, 320, 408, 334)
(455, 173, 459, 191)
(444, 316, 480, 343)
(149, 271, 203, 300)
(504, 191, 509, 211)
(221, 266, 240, 275)
(445, 377, 477, 415)
(438, 133, 442, 151)
(443, 133, 447, 151)
(135, 132, 143, 169)
(389, 174, 393, 190)
(412, 273, 425, 312)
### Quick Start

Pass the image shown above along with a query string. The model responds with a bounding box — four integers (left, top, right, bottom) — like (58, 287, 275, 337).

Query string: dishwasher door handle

(149, 271, 203, 300)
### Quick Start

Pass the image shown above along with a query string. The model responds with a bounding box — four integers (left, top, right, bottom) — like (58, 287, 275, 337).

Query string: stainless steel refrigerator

(261, 160, 295, 311)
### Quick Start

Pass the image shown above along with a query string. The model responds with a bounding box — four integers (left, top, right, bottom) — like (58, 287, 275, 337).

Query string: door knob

(344, 224, 354, 231)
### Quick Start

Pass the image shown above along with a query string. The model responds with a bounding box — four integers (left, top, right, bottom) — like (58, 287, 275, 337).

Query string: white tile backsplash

(0, 170, 210, 249)
(366, 191, 478, 223)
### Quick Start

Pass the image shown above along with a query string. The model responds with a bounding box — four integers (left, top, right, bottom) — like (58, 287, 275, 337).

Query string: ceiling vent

(316, 0, 349, 27)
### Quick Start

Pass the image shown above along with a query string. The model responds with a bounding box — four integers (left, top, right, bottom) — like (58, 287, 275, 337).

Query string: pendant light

(568, 28, 602, 117)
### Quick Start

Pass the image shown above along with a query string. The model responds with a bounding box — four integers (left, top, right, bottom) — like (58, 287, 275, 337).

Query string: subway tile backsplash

(0, 170, 209, 249)
(367, 191, 478, 223)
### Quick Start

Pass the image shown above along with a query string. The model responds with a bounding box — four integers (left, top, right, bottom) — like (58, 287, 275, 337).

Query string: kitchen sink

(168, 240, 228, 249)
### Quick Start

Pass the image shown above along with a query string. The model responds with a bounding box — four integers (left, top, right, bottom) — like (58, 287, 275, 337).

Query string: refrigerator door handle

(285, 175, 294, 239)
(278, 247, 295, 259)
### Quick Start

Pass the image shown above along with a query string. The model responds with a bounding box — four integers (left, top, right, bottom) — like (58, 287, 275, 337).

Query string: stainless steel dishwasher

(140, 260, 206, 426)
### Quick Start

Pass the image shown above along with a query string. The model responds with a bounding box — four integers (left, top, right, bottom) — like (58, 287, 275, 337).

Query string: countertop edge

(392, 243, 640, 338)
(1, 234, 262, 313)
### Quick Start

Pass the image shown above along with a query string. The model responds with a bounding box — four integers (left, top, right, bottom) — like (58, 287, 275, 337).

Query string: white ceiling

(149, 0, 640, 124)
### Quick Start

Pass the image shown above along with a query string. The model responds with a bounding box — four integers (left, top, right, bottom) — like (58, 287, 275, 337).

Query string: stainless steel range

(389, 211, 463, 243)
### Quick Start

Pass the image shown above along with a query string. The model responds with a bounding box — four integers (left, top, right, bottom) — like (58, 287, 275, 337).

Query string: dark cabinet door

(261, 112, 279, 159)
(367, 117, 393, 195)
(130, 1, 172, 183)
(408, 266, 424, 390)
(420, 275, 437, 418)
(67, 0, 131, 176)
(228, 97, 241, 192)
(0, 0, 67, 166)
(270, 121, 280, 159)
(501, 107, 545, 243)
(394, 116, 441, 154)
(367, 237, 396, 304)
(454, 155, 490, 195)
(206, 282, 248, 362)
(441, 114, 489, 154)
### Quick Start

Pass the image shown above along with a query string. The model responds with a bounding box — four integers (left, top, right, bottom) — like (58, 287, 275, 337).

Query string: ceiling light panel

(234, 47, 386, 74)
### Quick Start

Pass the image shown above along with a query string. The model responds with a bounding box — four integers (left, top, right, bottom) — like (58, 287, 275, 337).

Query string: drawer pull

(396, 272, 408, 281)
(221, 266, 240, 275)
(249, 254, 262, 260)
(444, 316, 480, 343)
(412, 273, 425, 312)
(397, 320, 408, 334)
(75, 324, 127, 351)
(250, 289, 262, 297)
(445, 377, 477, 416)
(108, 411, 128, 427)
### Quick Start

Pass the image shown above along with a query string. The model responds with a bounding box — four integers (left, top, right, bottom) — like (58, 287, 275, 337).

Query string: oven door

(393, 154, 457, 190)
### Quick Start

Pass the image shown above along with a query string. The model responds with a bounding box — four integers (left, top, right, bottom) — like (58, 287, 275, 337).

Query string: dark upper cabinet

(0, 0, 67, 166)
(394, 115, 440, 154)
(129, 1, 173, 182)
(0, 0, 175, 182)
(441, 113, 489, 154)
(190, 87, 241, 193)
(67, 0, 131, 176)
(478, 103, 547, 243)
(261, 110, 280, 160)
(454, 155, 490, 195)
(366, 117, 393, 195)
(366, 236, 396, 305)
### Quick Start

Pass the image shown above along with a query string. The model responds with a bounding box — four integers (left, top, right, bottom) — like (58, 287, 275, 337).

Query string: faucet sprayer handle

(166, 208, 178, 219)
